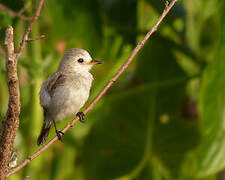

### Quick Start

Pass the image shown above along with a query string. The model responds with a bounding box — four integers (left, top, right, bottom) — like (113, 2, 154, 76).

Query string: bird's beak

(88, 59, 103, 65)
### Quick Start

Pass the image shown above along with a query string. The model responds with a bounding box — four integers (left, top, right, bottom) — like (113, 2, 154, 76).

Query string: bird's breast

(49, 75, 93, 121)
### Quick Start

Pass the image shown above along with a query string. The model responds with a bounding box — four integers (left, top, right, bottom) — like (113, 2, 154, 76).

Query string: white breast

(48, 72, 93, 121)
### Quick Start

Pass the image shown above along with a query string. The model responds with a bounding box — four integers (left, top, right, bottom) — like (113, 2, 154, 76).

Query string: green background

(0, 0, 224, 179)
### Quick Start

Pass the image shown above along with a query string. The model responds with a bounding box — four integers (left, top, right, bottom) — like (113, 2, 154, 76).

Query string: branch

(0, 3, 31, 21)
(7, 0, 178, 177)
(18, 4, 30, 16)
(0, 25, 19, 180)
(26, 34, 46, 42)
(0, 0, 45, 179)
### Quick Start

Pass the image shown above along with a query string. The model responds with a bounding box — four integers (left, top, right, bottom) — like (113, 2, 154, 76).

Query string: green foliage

(0, 0, 224, 179)
(196, 3, 225, 177)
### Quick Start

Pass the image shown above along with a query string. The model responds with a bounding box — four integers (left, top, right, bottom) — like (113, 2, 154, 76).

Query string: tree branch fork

(0, 0, 178, 178)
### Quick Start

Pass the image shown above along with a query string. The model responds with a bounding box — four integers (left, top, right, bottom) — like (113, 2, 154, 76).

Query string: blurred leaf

(196, 3, 225, 177)
(0, 12, 13, 28)
(51, 145, 76, 180)
(136, 34, 185, 83)
(46, 0, 103, 54)
(81, 35, 200, 179)
(102, 0, 137, 44)
(81, 81, 200, 179)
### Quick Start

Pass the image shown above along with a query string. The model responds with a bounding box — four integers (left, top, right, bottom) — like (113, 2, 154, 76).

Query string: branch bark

(0, 0, 45, 179)
(7, 0, 178, 177)
(0, 25, 19, 180)
(26, 34, 46, 42)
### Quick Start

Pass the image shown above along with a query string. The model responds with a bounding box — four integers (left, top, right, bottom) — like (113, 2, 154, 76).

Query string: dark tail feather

(37, 122, 51, 146)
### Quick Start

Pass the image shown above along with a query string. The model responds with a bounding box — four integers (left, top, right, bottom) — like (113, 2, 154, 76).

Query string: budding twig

(7, 0, 178, 177)
(26, 35, 46, 42)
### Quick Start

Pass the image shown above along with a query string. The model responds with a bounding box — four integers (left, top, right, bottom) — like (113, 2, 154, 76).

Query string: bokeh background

(0, 0, 224, 179)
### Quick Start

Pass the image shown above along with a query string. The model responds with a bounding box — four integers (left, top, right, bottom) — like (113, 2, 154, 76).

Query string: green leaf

(196, 4, 225, 177)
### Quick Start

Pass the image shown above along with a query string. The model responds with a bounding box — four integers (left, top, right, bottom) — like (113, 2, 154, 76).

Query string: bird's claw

(56, 130, 64, 141)
(77, 112, 85, 123)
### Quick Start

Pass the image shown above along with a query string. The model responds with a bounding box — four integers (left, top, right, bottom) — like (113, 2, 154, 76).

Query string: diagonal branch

(0, 0, 45, 179)
(0, 3, 31, 21)
(7, 0, 178, 177)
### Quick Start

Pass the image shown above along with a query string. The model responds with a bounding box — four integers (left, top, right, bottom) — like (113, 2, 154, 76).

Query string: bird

(37, 48, 103, 146)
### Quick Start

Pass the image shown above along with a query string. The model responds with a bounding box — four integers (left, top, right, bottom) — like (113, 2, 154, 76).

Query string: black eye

(77, 58, 84, 63)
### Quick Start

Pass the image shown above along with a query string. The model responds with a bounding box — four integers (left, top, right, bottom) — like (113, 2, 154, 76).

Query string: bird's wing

(46, 72, 66, 97)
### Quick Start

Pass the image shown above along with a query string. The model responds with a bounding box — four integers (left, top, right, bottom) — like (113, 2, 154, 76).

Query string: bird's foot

(77, 112, 85, 123)
(56, 130, 64, 141)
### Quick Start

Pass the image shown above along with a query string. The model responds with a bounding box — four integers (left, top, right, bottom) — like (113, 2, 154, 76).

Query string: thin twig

(18, 4, 30, 16)
(0, 0, 45, 179)
(7, 0, 178, 177)
(26, 35, 46, 42)
(0, 3, 31, 21)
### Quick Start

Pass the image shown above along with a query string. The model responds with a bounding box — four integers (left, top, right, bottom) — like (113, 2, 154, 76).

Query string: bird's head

(58, 48, 103, 73)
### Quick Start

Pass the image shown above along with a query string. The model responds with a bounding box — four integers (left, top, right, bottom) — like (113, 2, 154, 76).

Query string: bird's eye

(77, 58, 84, 63)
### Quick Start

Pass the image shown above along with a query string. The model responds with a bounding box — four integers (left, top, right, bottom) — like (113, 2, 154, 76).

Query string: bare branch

(7, 0, 178, 177)
(0, 3, 31, 21)
(0, 25, 20, 180)
(18, 4, 30, 16)
(26, 34, 46, 42)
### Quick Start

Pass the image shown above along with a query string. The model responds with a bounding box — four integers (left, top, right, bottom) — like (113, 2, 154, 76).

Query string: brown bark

(0, 26, 20, 180)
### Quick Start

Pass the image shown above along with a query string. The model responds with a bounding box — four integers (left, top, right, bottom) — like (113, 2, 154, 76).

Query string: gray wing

(39, 71, 66, 108)
(46, 72, 66, 96)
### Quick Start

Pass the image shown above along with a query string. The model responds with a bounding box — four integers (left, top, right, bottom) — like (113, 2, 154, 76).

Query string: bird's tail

(37, 119, 52, 146)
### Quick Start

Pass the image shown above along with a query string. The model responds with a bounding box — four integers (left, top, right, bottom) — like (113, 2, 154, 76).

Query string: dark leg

(52, 119, 64, 141)
(76, 112, 85, 123)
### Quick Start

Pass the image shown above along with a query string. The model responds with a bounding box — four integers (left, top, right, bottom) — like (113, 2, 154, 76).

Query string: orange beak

(87, 59, 103, 65)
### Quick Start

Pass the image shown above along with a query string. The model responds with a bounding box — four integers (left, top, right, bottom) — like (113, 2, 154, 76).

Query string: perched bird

(37, 48, 103, 146)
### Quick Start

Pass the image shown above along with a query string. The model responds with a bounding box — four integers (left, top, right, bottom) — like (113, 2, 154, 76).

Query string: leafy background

(0, 0, 224, 179)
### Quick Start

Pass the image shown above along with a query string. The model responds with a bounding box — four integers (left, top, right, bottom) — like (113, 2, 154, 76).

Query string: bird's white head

(58, 48, 103, 73)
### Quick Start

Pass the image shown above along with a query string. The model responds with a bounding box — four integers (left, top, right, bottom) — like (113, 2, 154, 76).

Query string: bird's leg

(52, 119, 64, 141)
(76, 112, 85, 123)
